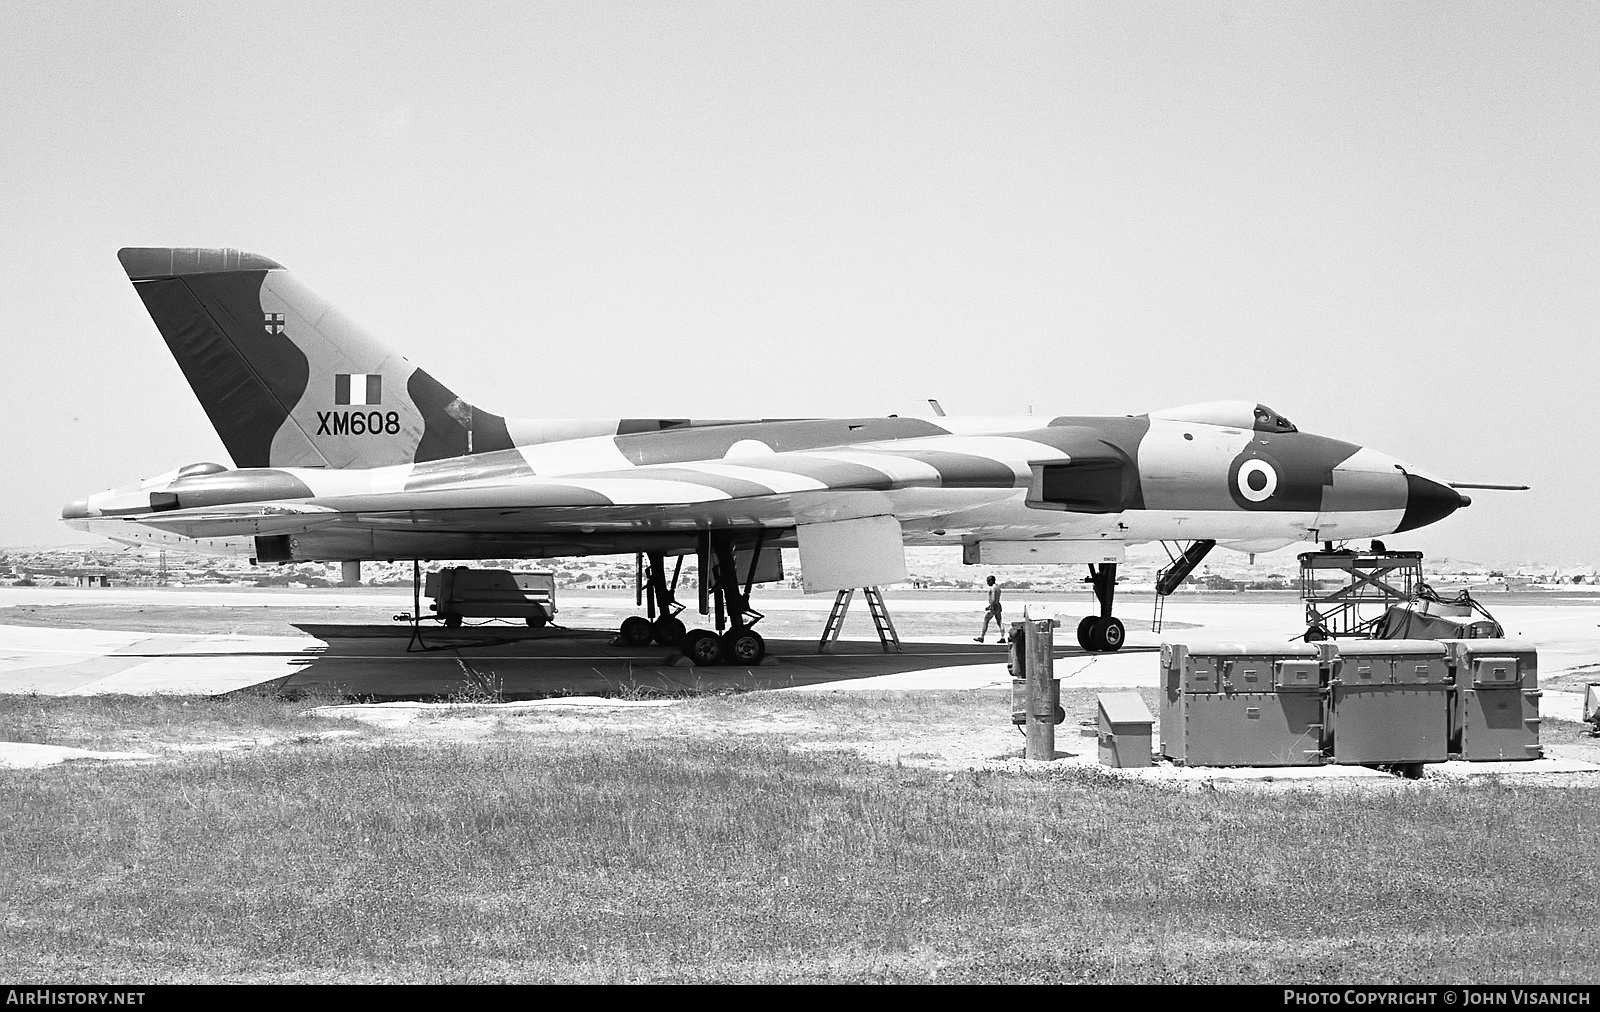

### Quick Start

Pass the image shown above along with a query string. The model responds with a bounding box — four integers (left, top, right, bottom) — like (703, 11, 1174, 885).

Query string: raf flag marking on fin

(335, 374, 382, 406)
(263, 313, 285, 335)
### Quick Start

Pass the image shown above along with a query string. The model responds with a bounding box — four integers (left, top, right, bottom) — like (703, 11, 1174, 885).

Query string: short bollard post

(1024, 618, 1056, 761)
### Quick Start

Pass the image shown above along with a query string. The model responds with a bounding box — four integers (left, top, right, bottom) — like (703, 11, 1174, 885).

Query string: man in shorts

(974, 575, 1003, 642)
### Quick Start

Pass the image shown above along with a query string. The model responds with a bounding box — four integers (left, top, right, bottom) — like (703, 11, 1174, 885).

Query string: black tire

(620, 616, 654, 646)
(1303, 626, 1328, 643)
(1077, 615, 1098, 651)
(1093, 617, 1125, 652)
(444, 615, 463, 629)
(526, 607, 548, 628)
(652, 616, 686, 646)
(680, 629, 722, 666)
(721, 628, 766, 666)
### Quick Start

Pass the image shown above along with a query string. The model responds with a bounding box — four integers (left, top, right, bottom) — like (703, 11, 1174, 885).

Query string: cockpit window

(1253, 405, 1297, 433)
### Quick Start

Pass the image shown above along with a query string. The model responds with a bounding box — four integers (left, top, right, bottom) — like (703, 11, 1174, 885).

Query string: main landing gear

(618, 534, 769, 666)
(618, 551, 689, 648)
(1077, 562, 1125, 653)
(683, 531, 767, 666)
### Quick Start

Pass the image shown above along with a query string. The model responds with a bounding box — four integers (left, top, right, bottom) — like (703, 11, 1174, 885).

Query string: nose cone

(1396, 474, 1469, 532)
(61, 498, 92, 519)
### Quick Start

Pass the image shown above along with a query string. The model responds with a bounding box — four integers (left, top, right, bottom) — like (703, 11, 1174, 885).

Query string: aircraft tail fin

(118, 247, 514, 469)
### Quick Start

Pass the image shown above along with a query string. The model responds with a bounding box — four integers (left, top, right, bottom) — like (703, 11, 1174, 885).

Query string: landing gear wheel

(651, 616, 686, 646)
(721, 628, 766, 666)
(1303, 625, 1328, 643)
(526, 607, 548, 628)
(620, 616, 654, 646)
(1077, 615, 1098, 651)
(1092, 617, 1125, 652)
(680, 629, 722, 666)
(444, 615, 463, 629)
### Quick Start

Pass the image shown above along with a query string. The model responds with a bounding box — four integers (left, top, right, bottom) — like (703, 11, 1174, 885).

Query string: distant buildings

(0, 545, 1594, 593)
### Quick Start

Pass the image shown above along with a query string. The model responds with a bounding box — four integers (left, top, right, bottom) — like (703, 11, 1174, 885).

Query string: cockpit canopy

(177, 462, 229, 478)
(1149, 400, 1297, 433)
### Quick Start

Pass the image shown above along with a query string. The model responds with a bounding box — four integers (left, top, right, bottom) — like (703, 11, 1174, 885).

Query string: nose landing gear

(1077, 563, 1125, 652)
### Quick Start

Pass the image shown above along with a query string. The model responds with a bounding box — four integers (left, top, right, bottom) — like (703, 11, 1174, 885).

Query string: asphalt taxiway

(4, 587, 1598, 780)
(0, 614, 1157, 698)
(0, 587, 1594, 724)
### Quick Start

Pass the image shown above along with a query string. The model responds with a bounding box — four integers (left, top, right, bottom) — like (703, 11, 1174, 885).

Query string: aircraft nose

(61, 498, 92, 519)
(1395, 474, 1469, 532)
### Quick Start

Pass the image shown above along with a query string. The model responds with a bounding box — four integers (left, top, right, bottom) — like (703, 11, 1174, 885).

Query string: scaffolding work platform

(1299, 547, 1423, 640)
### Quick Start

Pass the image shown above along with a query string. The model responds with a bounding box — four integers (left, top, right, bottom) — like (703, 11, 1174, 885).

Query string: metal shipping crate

(1097, 692, 1155, 768)
(1161, 642, 1325, 766)
(1321, 641, 1452, 765)
(1449, 640, 1542, 761)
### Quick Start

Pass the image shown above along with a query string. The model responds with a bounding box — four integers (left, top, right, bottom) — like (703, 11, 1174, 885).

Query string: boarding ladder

(1150, 539, 1216, 634)
(818, 586, 902, 654)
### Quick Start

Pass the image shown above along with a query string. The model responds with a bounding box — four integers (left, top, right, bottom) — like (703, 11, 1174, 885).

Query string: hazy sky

(1, 2, 1594, 565)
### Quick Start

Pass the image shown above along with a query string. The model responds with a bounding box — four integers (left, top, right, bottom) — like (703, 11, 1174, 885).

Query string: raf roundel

(1236, 459, 1278, 502)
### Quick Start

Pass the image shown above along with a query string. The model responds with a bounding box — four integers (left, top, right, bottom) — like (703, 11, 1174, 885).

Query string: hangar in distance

(64, 247, 1491, 663)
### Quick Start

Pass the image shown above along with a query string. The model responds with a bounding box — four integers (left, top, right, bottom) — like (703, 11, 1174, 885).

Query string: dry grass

(0, 692, 363, 751)
(2, 691, 1598, 983)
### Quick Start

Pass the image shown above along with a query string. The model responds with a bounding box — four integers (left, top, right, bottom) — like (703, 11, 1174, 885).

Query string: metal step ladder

(818, 589, 855, 654)
(817, 587, 902, 654)
(1151, 591, 1166, 634)
(863, 586, 902, 653)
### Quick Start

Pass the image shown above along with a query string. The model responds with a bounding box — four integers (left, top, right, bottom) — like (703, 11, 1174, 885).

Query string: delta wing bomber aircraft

(65, 247, 1487, 664)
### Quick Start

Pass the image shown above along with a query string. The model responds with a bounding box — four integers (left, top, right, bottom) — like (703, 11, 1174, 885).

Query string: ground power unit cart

(424, 567, 557, 628)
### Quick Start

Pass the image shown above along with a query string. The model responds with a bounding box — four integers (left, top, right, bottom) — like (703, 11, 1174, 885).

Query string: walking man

(974, 575, 1003, 642)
